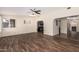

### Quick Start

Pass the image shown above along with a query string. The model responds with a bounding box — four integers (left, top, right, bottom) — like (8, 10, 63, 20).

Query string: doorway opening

(37, 21, 44, 34)
(54, 15, 79, 41)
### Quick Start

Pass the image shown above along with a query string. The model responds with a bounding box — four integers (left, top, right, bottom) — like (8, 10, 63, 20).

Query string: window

(10, 19, 15, 28)
(2, 18, 15, 28)
(2, 19, 9, 28)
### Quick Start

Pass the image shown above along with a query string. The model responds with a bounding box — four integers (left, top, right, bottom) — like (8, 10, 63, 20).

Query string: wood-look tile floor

(0, 33, 79, 52)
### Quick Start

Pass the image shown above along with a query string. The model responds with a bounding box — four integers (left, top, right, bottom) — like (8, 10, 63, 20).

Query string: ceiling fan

(67, 7, 71, 9)
(30, 8, 41, 15)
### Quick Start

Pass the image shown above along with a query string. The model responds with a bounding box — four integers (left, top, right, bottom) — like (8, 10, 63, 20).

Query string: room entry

(55, 18, 67, 36)
(55, 15, 79, 40)
(37, 21, 44, 33)
(67, 19, 77, 38)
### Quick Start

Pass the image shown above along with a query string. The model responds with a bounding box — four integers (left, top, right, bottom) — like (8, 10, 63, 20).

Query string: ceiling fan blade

(34, 11, 40, 14)
(30, 8, 41, 15)
(67, 7, 71, 9)
(37, 10, 41, 12)
(37, 12, 40, 14)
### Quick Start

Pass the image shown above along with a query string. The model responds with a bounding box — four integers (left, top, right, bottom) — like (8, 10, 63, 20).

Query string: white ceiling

(0, 7, 66, 15)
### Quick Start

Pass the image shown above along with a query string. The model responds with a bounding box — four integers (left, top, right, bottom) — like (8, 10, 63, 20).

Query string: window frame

(2, 18, 16, 28)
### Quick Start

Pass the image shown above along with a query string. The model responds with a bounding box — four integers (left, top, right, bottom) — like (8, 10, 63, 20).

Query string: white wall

(32, 7, 79, 36)
(1, 7, 79, 37)
(53, 19, 59, 35)
(1, 15, 38, 37)
(43, 7, 79, 36)
(61, 19, 67, 34)
(77, 20, 79, 32)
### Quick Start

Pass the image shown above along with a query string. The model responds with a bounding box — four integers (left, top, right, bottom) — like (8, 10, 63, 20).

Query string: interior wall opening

(54, 15, 79, 41)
